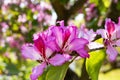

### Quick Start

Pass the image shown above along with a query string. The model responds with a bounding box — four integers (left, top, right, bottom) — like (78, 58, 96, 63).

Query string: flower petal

(88, 42, 104, 50)
(30, 62, 47, 80)
(69, 38, 88, 51)
(67, 26, 77, 43)
(63, 54, 72, 61)
(51, 27, 64, 48)
(105, 18, 115, 35)
(76, 48, 89, 58)
(21, 44, 41, 60)
(46, 39, 60, 51)
(49, 54, 66, 66)
(34, 36, 45, 57)
(115, 40, 120, 46)
(97, 29, 107, 39)
(106, 44, 118, 61)
(45, 47, 53, 58)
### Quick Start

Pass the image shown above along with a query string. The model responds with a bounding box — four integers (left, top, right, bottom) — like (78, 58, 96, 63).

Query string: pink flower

(47, 21, 89, 58)
(18, 14, 27, 23)
(21, 35, 68, 80)
(97, 18, 120, 61)
(78, 25, 103, 50)
(21, 21, 89, 80)
(78, 25, 96, 42)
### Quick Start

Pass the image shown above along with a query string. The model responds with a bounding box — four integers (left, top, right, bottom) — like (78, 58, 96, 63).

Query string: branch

(50, 0, 87, 25)
(50, 0, 68, 21)
(89, 46, 104, 52)
(68, 0, 87, 18)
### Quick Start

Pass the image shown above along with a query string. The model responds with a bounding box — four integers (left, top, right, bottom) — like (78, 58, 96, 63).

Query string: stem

(80, 59, 90, 80)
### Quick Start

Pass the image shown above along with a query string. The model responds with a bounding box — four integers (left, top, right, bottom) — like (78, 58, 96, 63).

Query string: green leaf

(46, 62, 70, 80)
(102, 0, 111, 8)
(86, 50, 106, 80)
(38, 70, 48, 80)
(89, 0, 98, 6)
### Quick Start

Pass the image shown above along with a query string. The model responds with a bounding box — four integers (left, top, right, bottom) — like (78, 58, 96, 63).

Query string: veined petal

(106, 44, 118, 61)
(67, 26, 77, 43)
(34, 36, 45, 57)
(86, 29, 96, 42)
(105, 18, 115, 35)
(21, 44, 41, 60)
(51, 27, 64, 48)
(76, 48, 89, 58)
(49, 54, 66, 66)
(69, 38, 89, 51)
(88, 42, 104, 50)
(45, 47, 53, 58)
(114, 39, 120, 46)
(97, 29, 107, 39)
(63, 54, 72, 61)
(30, 62, 47, 80)
(46, 39, 60, 51)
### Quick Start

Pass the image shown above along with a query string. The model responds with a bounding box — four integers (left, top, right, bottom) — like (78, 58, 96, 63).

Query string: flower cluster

(97, 17, 120, 61)
(21, 21, 90, 80)
(21, 17, 120, 80)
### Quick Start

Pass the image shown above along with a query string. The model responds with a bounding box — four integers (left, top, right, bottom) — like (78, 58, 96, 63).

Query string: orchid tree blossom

(47, 21, 89, 58)
(21, 35, 68, 80)
(21, 21, 89, 80)
(78, 25, 104, 50)
(97, 18, 120, 61)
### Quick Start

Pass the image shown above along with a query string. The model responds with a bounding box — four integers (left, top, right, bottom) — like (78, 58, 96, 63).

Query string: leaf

(86, 50, 106, 80)
(89, 0, 98, 6)
(102, 0, 111, 8)
(46, 62, 70, 80)
(38, 70, 48, 80)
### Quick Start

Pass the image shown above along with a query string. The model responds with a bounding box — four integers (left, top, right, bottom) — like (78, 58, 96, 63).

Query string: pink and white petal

(105, 18, 115, 35)
(106, 44, 118, 61)
(87, 29, 96, 42)
(67, 26, 77, 43)
(46, 40, 60, 51)
(64, 28, 71, 43)
(51, 27, 64, 48)
(118, 17, 120, 25)
(34, 36, 45, 54)
(76, 49, 89, 58)
(21, 44, 41, 60)
(30, 62, 47, 80)
(111, 31, 117, 40)
(97, 29, 107, 39)
(45, 47, 53, 58)
(49, 54, 66, 66)
(63, 54, 72, 61)
(69, 38, 89, 51)
(116, 26, 120, 39)
(88, 42, 104, 50)
(115, 40, 120, 46)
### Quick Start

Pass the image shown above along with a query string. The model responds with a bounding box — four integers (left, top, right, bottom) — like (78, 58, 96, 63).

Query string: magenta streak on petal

(67, 26, 77, 43)
(34, 36, 45, 58)
(105, 19, 115, 37)
(63, 29, 70, 47)
(30, 62, 47, 80)
(51, 27, 64, 48)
